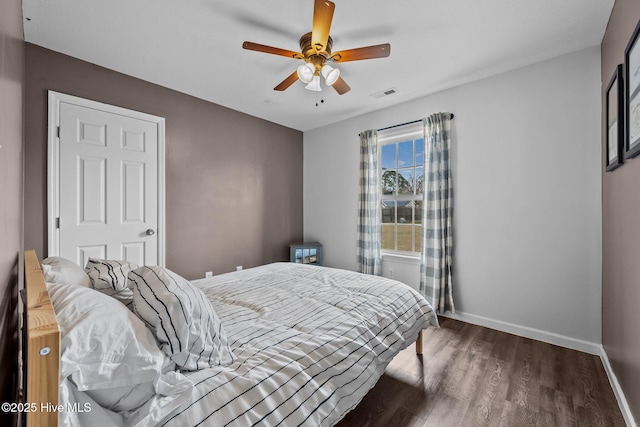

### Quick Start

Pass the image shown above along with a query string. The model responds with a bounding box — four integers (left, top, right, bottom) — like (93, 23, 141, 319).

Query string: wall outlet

(236, 266, 243, 271)
(205, 271, 213, 278)
(389, 268, 394, 278)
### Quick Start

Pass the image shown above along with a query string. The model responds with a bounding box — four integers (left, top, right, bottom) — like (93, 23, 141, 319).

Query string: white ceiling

(22, 0, 613, 132)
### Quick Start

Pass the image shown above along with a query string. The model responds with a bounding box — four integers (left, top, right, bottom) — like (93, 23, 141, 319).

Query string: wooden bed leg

(416, 330, 423, 355)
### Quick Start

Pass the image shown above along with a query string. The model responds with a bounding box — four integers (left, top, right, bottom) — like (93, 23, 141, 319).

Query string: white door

(49, 92, 165, 268)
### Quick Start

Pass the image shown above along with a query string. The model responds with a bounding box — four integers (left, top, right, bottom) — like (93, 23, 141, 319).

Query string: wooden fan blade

(311, 0, 335, 53)
(242, 41, 303, 59)
(331, 43, 391, 62)
(332, 76, 351, 95)
(274, 71, 299, 91)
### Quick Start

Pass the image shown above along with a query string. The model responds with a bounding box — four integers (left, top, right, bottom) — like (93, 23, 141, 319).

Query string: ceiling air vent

(370, 87, 398, 99)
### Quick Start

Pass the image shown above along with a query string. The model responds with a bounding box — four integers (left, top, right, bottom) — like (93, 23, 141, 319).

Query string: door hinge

(55, 217, 60, 229)
(57, 126, 60, 138)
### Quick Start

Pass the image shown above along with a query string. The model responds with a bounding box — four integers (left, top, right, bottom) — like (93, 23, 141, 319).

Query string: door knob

(146, 229, 155, 236)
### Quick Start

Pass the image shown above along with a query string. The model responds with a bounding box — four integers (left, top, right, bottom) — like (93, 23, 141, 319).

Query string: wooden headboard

(24, 250, 60, 427)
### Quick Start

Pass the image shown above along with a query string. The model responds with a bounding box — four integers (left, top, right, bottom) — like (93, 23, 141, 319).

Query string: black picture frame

(606, 65, 624, 172)
(625, 18, 640, 159)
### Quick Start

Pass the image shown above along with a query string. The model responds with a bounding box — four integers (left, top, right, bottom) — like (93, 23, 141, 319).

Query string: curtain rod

(377, 119, 421, 132)
(359, 113, 455, 136)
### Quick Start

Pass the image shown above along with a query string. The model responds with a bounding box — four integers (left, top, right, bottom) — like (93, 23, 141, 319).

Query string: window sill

(381, 252, 420, 264)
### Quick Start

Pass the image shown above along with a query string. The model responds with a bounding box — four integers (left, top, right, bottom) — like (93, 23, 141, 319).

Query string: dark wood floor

(336, 318, 626, 427)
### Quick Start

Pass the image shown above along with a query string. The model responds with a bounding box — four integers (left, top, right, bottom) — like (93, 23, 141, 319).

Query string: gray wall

(0, 0, 24, 423)
(601, 0, 640, 421)
(24, 44, 303, 280)
(304, 47, 602, 346)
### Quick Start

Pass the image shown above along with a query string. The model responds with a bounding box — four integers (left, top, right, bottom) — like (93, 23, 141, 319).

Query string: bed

(23, 250, 438, 426)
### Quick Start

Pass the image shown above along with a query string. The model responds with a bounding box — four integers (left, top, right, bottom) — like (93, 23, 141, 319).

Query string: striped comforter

(159, 262, 438, 427)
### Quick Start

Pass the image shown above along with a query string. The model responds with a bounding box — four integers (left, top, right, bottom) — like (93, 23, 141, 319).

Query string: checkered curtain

(357, 129, 382, 275)
(420, 113, 455, 313)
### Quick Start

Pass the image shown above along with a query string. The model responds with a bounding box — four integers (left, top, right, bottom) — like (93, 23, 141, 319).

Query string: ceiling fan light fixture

(305, 75, 322, 91)
(297, 63, 315, 84)
(321, 64, 340, 86)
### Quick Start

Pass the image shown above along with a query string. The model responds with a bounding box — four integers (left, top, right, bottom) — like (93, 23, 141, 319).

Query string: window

(379, 126, 424, 254)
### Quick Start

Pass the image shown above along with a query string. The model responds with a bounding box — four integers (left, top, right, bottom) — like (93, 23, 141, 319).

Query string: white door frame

(47, 90, 166, 266)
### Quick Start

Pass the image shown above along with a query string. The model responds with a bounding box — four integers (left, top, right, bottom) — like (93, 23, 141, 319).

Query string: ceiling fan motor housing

(300, 32, 333, 73)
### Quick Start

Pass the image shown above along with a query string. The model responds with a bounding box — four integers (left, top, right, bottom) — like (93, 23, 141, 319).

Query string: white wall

(304, 46, 602, 346)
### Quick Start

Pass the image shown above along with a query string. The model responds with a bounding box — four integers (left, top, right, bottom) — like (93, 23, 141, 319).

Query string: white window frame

(378, 123, 424, 257)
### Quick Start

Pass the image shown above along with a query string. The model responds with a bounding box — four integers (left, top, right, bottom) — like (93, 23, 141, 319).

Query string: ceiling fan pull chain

(315, 84, 325, 107)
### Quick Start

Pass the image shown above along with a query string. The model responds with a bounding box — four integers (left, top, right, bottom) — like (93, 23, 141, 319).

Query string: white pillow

(48, 282, 164, 389)
(129, 266, 235, 371)
(41, 256, 90, 287)
(47, 282, 193, 412)
(85, 258, 139, 309)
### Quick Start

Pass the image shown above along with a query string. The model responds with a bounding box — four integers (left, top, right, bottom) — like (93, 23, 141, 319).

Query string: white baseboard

(599, 346, 638, 427)
(438, 310, 601, 355)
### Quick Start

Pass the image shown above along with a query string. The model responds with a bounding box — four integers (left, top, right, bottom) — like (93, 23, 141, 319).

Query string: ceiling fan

(242, 0, 390, 95)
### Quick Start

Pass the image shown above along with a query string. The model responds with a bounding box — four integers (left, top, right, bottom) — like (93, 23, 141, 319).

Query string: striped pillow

(128, 266, 234, 371)
(85, 258, 139, 309)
